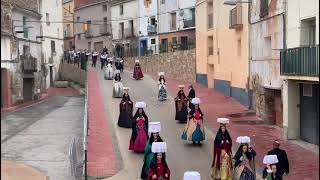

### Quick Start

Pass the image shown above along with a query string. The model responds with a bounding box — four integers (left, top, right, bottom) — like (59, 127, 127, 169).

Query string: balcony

(183, 19, 195, 28)
(64, 30, 73, 38)
(229, 6, 242, 29)
(21, 55, 37, 72)
(147, 25, 157, 34)
(100, 24, 111, 36)
(84, 29, 93, 38)
(280, 45, 319, 77)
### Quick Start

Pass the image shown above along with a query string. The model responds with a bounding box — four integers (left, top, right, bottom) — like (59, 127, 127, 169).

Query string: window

(51, 40, 56, 54)
(170, 12, 176, 30)
(303, 84, 312, 97)
(23, 45, 30, 56)
(129, 20, 134, 36)
(181, 36, 188, 50)
(161, 39, 168, 53)
(172, 37, 177, 44)
(150, 16, 156, 25)
(23, 16, 28, 38)
(237, 39, 241, 56)
(264, 36, 271, 57)
(300, 18, 316, 46)
(161, 0, 165, 4)
(78, 34, 81, 40)
(208, 36, 213, 55)
(120, 4, 123, 15)
(88, 42, 91, 51)
(207, 1, 213, 29)
(119, 22, 124, 38)
(260, 0, 269, 18)
(77, 16, 80, 22)
(69, 41, 73, 50)
(46, 13, 50, 25)
(151, 39, 156, 44)
(102, 4, 107, 11)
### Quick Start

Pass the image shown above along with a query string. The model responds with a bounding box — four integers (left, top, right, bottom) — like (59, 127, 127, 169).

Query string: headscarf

(213, 126, 232, 170)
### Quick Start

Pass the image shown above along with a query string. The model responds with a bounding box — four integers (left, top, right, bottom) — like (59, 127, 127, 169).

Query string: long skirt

(158, 85, 167, 100)
(211, 150, 233, 180)
(118, 110, 132, 128)
(129, 128, 148, 152)
(234, 164, 255, 180)
(104, 68, 113, 80)
(113, 82, 124, 98)
(141, 151, 155, 179)
(175, 106, 188, 123)
(182, 119, 205, 142)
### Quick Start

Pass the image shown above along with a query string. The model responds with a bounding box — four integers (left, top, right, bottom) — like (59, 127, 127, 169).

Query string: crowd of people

(91, 56, 290, 180)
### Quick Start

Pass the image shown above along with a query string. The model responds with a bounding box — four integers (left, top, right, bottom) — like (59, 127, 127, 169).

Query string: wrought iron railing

(280, 45, 319, 76)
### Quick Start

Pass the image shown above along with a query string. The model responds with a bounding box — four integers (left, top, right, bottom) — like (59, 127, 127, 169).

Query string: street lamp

(223, 0, 251, 5)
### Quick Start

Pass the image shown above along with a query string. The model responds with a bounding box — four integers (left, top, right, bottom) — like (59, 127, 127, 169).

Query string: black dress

(175, 91, 188, 123)
(117, 95, 133, 128)
(187, 88, 195, 109)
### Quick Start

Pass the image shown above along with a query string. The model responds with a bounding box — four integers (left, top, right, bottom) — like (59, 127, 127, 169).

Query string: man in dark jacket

(267, 140, 289, 176)
(187, 84, 195, 110)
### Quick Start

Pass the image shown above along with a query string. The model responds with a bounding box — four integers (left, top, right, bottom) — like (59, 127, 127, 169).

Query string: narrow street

(1, 95, 84, 180)
(90, 66, 221, 180)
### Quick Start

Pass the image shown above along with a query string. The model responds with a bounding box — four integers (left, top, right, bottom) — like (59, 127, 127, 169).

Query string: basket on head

(263, 155, 279, 165)
(191, 97, 201, 105)
(149, 122, 161, 133)
(183, 171, 201, 180)
(151, 142, 167, 153)
(217, 118, 229, 124)
(135, 101, 146, 108)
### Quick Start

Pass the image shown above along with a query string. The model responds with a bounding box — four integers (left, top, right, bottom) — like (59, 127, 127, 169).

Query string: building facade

(1, 0, 43, 108)
(281, 0, 319, 145)
(158, 0, 196, 53)
(63, 0, 75, 50)
(195, 0, 250, 107)
(74, 0, 112, 54)
(111, 0, 139, 57)
(249, 0, 285, 126)
(40, 0, 64, 88)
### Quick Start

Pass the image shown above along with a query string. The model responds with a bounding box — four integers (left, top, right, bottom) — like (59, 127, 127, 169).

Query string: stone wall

(58, 63, 86, 87)
(124, 50, 196, 82)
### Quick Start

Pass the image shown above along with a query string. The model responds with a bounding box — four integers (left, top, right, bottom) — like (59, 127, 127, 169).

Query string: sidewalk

(87, 70, 117, 178)
(1, 161, 47, 180)
(150, 73, 319, 180)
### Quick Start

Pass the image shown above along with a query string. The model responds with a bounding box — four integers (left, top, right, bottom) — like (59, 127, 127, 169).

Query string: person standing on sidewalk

(187, 84, 195, 110)
(267, 140, 289, 177)
(211, 118, 233, 180)
(91, 50, 98, 68)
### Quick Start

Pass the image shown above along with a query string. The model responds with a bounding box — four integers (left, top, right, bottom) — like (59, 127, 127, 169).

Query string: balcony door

(23, 78, 34, 101)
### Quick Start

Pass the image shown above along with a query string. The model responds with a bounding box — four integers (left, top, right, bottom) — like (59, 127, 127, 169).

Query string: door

(161, 39, 168, 53)
(181, 36, 188, 50)
(49, 66, 53, 87)
(300, 84, 319, 145)
(23, 78, 34, 101)
(140, 40, 147, 56)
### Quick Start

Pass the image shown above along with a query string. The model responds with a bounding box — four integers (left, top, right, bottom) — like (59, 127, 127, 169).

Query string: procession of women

(96, 56, 289, 180)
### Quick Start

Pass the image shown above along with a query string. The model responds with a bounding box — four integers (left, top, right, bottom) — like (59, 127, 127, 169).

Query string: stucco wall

(125, 50, 196, 82)
(58, 63, 86, 87)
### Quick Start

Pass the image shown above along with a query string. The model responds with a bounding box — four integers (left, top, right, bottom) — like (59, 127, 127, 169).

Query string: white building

(39, 0, 64, 88)
(111, 0, 139, 57)
(157, 0, 196, 52)
(138, 0, 159, 55)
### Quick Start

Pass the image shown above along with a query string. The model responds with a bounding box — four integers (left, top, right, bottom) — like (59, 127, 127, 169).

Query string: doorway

(140, 39, 147, 56)
(23, 78, 34, 101)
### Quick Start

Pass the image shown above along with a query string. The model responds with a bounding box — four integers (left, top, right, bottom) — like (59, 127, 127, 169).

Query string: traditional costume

(129, 102, 149, 152)
(113, 70, 124, 98)
(211, 118, 233, 180)
(147, 142, 170, 180)
(133, 60, 143, 80)
(262, 155, 282, 180)
(181, 98, 205, 145)
(118, 87, 133, 128)
(92, 51, 98, 67)
(183, 171, 201, 180)
(158, 72, 167, 101)
(141, 122, 164, 179)
(104, 63, 113, 80)
(119, 59, 124, 72)
(175, 85, 189, 123)
(101, 53, 108, 69)
(267, 140, 289, 176)
(233, 136, 256, 180)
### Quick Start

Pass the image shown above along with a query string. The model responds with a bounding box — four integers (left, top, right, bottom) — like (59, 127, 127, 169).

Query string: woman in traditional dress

(175, 85, 189, 123)
(233, 136, 256, 180)
(133, 60, 144, 80)
(100, 52, 108, 70)
(181, 98, 205, 145)
(158, 72, 167, 101)
(262, 155, 282, 180)
(147, 142, 170, 180)
(211, 118, 233, 180)
(141, 122, 164, 179)
(104, 63, 113, 80)
(187, 84, 196, 110)
(118, 87, 133, 128)
(129, 102, 149, 152)
(112, 70, 124, 98)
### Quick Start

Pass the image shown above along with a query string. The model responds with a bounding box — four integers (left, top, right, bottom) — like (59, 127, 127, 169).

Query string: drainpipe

(247, 3, 252, 109)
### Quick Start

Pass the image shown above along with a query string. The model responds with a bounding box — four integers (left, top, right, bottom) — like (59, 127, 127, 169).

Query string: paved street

(1, 94, 84, 180)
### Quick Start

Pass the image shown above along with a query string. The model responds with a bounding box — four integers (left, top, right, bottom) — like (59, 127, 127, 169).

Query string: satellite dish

(179, 9, 184, 16)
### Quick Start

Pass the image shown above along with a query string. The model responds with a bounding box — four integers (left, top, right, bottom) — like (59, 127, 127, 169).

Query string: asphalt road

(1, 96, 85, 180)
(96, 68, 215, 180)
